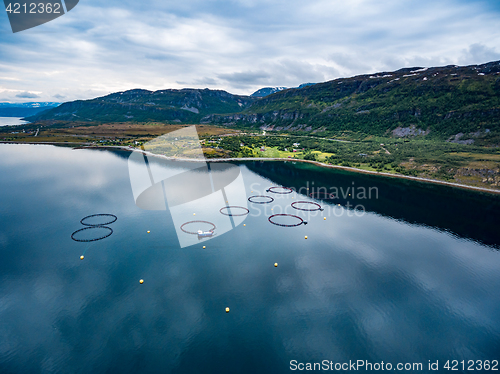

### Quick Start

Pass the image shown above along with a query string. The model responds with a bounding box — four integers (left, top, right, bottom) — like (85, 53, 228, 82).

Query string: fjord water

(0, 144, 499, 373)
(0, 117, 29, 126)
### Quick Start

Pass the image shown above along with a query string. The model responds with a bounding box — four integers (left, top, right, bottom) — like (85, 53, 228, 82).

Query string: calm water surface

(0, 144, 499, 373)
(0, 117, 29, 126)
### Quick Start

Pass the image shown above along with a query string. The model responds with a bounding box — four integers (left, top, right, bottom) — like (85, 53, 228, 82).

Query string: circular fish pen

(180, 220, 216, 235)
(72, 213, 117, 242)
(268, 214, 307, 227)
(71, 226, 113, 242)
(291, 201, 324, 211)
(248, 195, 274, 204)
(219, 206, 249, 216)
(266, 187, 293, 194)
(80, 213, 118, 227)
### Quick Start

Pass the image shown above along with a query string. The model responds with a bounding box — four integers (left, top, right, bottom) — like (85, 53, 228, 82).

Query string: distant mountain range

(28, 89, 255, 123)
(0, 102, 59, 117)
(27, 61, 500, 139)
(250, 83, 316, 97)
(251, 87, 288, 97)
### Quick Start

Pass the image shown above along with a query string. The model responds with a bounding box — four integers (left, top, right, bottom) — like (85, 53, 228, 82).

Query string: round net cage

(71, 226, 113, 242)
(80, 213, 118, 227)
(291, 201, 324, 211)
(266, 187, 293, 194)
(219, 206, 250, 216)
(180, 220, 217, 235)
(268, 214, 307, 227)
(248, 195, 274, 204)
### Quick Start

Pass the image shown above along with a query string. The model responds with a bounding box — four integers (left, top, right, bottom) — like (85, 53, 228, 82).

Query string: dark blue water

(0, 144, 499, 373)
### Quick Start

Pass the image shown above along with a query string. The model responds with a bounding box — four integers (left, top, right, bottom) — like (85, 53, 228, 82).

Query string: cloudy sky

(1, 0, 500, 103)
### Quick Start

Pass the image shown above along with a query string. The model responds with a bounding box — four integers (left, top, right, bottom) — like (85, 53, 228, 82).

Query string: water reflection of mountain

(244, 161, 500, 248)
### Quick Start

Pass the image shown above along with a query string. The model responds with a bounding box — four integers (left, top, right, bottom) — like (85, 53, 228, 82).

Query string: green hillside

(206, 61, 500, 141)
(28, 88, 256, 123)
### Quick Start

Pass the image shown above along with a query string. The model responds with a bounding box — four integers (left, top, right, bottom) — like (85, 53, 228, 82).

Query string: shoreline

(2, 140, 500, 195)
(172, 156, 500, 195)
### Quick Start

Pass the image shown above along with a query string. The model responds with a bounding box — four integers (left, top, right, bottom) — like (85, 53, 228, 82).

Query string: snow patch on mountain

(250, 87, 288, 97)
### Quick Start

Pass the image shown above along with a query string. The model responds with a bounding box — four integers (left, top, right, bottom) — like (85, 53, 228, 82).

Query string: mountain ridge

(205, 60, 500, 140)
(251, 87, 288, 97)
(29, 88, 256, 123)
(0, 102, 59, 117)
(250, 83, 316, 97)
(28, 61, 500, 140)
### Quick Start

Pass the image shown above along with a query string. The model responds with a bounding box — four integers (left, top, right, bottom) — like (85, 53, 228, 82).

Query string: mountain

(206, 61, 500, 139)
(27, 89, 256, 123)
(0, 102, 59, 117)
(297, 83, 316, 88)
(27, 61, 500, 140)
(0, 102, 60, 108)
(251, 83, 317, 97)
(251, 87, 288, 97)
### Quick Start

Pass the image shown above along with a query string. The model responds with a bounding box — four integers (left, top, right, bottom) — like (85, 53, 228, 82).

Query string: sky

(0, 0, 500, 103)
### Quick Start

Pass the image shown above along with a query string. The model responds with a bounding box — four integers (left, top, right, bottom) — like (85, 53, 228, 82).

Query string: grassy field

(448, 152, 500, 161)
(248, 147, 335, 161)
(0, 123, 239, 146)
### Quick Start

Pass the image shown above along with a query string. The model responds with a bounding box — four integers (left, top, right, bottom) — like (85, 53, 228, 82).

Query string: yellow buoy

(139, 279, 144, 284)
(147, 230, 150, 233)
(80, 255, 84, 260)
(225, 307, 230, 313)
(305, 236, 308, 239)
(193, 213, 196, 216)
(324, 217, 326, 220)
(203, 246, 206, 249)
(274, 263, 278, 267)
(243, 224, 246, 226)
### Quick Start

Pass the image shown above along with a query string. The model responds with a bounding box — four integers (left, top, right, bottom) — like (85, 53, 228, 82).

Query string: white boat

(197, 230, 214, 238)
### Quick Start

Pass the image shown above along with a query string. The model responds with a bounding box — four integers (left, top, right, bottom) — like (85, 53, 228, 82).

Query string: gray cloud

(0, 0, 499, 102)
(328, 52, 373, 75)
(53, 94, 66, 99)
(217, 70, 271, 86)
(189, 77, 219, 86)
(15, 91, 40, 98)
(460, 43, 500, 65)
